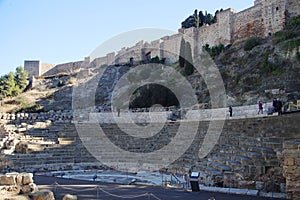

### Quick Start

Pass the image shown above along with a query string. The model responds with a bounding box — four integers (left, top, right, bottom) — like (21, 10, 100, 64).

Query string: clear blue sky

(0, 0, 254, 76)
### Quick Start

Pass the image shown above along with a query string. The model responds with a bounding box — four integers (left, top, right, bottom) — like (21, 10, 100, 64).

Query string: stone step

(193, 164, 222, 177)
(207, 161, 232, 172)
(209, 157, 242, 171)
(261, 142, 283, 149)
(230, 155, 253, 166)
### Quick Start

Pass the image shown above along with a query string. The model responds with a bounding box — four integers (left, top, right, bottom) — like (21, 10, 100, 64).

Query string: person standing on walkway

(258, 101, 263, 114)
(273, 98, 278, 112)
(277, 99, 283, 115)
(229, 106, 233, 117)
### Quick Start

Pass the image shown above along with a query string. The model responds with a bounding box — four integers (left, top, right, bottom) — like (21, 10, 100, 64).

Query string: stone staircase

(3, 123, 104, 172)
(0, 111, 298, 193)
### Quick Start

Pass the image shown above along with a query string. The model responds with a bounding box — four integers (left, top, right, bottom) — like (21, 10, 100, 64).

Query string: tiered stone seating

(3, 122, 103, 172)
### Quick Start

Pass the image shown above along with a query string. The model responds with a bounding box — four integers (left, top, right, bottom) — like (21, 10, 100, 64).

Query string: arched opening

(129, 83, 180, 109)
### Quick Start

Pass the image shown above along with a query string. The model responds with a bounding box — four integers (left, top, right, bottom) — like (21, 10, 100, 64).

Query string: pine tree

(199, 11, 205, 26)
(0, 77, 5, 99)
(3, 72, 19, 97)
(15, 66, 28, 91)
(194, 9, 200, 29)
(179, 38, 186, 68)
(184, 42, 194, 76)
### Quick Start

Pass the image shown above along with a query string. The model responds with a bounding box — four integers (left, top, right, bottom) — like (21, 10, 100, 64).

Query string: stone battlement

(24, 0, 300, 78)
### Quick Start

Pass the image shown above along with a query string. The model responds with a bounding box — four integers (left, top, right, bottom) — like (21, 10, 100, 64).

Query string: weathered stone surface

(20, 183, 38, 194)
(63, 194, 78, 200)
(0, 174, 16, 185)
(3, 195, 30, 200)
(21, 173, 33, 185)
(28, 190, 55, 200)
(283, 139, 300, 200)
(0, 185, 21, 196)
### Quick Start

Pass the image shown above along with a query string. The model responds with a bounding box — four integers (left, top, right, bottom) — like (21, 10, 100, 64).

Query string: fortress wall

(233, 5, 264, 41)
(40, 63, 56, 75)
(106, 52, 116, 65)
(149, 39, 162, 58)
(160, 34, 182, 64)
(93, 56, 108, 67)
(196, 24, 219, 47)
(217, 9, 237, 45)
(55, 61, 83, 74)
(24, 0, 300, 79)
(287, 0, 300, 19)
(115, 41, 144, 65)
(24, 60, 41, 78)
(261, 0, 287, 37)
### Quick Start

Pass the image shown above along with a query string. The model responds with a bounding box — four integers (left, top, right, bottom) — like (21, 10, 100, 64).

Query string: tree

(194, 9, 200, 29)
(199, 11, 205, 26)
(15, 66, 28, 91)
(184, 42, 194, 76)
(0, 77, 5, 99)
(2, 72, 19, 97)
(206, 13, 214, 25)
(179, 38, 186, 68)
(0, 66, 28, 99)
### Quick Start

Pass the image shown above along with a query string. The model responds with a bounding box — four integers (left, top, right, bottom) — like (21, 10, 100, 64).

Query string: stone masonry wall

(287, 0, 300, 19)
(26, 0, 300, 78)
(233, 5, 264, 41)
(24, 60, 41, 78)
(283, 139, 300, 199)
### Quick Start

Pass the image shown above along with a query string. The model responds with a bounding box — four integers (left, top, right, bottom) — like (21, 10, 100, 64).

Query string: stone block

(0, 185, 21, 196)
(285, 157, 295, 166)
(0, 174, 16, 185)
(3, 195, 30, 200)
(21, 173, 33, 185)
(20, 183, 38, 194)
(283, 166, 300, 175)
(28, 190, 55, 200)
(63, 194, 78, 200)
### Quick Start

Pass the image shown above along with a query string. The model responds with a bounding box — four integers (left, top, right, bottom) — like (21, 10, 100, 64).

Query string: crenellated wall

(25, 0, 300, 78)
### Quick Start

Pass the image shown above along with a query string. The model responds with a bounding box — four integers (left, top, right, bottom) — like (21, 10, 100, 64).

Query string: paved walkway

(34, 175, 285, 200)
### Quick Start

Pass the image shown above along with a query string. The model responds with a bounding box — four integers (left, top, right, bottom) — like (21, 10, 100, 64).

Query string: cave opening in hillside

(129, 84, 180, 109)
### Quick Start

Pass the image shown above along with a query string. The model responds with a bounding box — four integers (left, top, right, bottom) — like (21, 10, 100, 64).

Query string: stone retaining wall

(283, 139, 300, 199)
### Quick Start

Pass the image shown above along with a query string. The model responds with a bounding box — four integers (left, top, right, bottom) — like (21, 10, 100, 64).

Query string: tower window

(276, 7, 279, 11)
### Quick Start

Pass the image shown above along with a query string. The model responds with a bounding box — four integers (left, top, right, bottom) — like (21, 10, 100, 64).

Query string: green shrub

(259, 51, 283, 76)
(274, 15, 300, 44)
(283, 38, 300, 51)
(286, 15, 300, 30)
(274, 31, 297, 44)
(203, 44, 225, 58)
(244, 37, 261, 51)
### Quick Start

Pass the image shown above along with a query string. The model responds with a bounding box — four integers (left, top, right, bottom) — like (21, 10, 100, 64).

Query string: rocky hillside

(0, 15, 299, 113)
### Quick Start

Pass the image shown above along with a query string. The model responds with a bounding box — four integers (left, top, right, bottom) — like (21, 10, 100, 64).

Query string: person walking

(258, 101, 263, 114)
